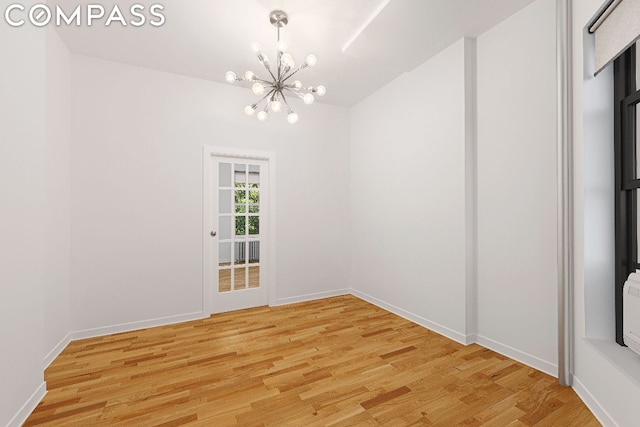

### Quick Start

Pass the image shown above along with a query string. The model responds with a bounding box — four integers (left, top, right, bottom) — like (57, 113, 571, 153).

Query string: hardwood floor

(219, 263, 260, 293)
(25, 296, 599, 426)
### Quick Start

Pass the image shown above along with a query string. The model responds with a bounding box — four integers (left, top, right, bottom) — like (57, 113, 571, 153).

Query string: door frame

(202, 145, 277, 315)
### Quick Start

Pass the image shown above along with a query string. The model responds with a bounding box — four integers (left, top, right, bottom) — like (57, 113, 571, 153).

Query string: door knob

(210, 231, 217, 237)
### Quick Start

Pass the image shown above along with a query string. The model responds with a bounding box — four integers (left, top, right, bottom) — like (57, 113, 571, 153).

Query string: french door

(207, 155, 269, 314)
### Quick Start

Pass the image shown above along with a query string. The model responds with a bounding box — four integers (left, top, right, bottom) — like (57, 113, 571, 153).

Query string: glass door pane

(217, 161, 263, 294)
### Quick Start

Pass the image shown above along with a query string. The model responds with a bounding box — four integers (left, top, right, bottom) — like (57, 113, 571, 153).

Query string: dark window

(614, 45, 639, 345)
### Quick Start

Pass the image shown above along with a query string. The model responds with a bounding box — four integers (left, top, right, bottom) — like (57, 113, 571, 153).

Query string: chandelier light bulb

(271, 100, 283, 112)
(225, 71, 237, 83)
(225, 11, 323, 123)
(251, 83, 265, 96)
(287, 112, 299, 124)
(281, 53, 295, 68)
(306, 54, 317, 67)
(303, 93, 315, 105)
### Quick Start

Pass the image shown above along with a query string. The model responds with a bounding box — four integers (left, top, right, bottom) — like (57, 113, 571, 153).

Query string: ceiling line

(341, 0, 392, 53)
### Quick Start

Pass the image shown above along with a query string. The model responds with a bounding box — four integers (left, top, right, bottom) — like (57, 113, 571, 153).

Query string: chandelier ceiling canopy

(224, 10, 326, 124)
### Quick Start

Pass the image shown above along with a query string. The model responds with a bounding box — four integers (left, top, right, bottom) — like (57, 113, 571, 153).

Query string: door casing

(202, 145, 277, 315)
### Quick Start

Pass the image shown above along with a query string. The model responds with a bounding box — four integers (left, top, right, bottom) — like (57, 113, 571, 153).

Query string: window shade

(589, 0, 640, 74)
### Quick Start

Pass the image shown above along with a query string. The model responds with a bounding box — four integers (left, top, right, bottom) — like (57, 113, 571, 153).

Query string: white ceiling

(55, 0, 537, 107)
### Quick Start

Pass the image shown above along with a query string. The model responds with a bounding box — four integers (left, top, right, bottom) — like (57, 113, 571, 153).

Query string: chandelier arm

(262, 88, 276, 102)
(258, 55, 278, 82)
(277, 51, 282, 81)
(281, 70, 298, 83)
(284, 87, 310, 97)
(282, 65, 307, 83)
(264, 65, 277, 82)
(281, 92, 294, 112)
(253, 89, 276, 111)
(283, 87, 306, 98)
(253, 77, 272, 85)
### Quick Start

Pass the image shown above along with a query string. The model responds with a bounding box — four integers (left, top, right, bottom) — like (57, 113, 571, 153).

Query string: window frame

(614, 46, 639, 345)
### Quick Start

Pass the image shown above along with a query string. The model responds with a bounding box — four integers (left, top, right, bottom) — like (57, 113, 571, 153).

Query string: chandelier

(224, 10, 326, 124)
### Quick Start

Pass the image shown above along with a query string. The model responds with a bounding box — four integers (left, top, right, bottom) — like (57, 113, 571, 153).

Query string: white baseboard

(466, 333, 479, 345)
(68, 311, 207, 342)
(44, 333, 72, 368)
(572, 375, 619, 427)
(43, 312, 207, 369)
(39, 293, 558, 381)
(350, 289, 469, 345)
(475, 334, 557, 377)
(30, 291, 563, 427)
(19, 291, 582, 427)
(350, 290, 557, 377)
(273, 289, 351, 307)
(6, 382, 46, 427)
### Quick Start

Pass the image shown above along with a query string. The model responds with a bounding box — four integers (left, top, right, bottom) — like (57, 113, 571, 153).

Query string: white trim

(351, 289, 470, 345)
(464, 37, 478, 339)
(556, 0, 574, 388)
(267, 155, 277, 307)
(6, 382, 46, 427)
(273, 289, 351, 307)
(44, 333, 72, 368)
(30, 290, 572, 427)
(355, 300, 559, 379)
(202, 145, 212, 315)
(68, 311, 206, 342)
(475, 334, 558, 377)
(572, 375, 619, 427)
(203, 145, 275, 161)
(202, 145, 277, 314)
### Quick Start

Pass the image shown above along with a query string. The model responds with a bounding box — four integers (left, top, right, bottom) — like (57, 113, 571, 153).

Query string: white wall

(476, 0, 558, 375)
(573, 1, 640, 425)
(0, 12, 47, 426)
(69, 55, 350, 332)
(9, 2, 639, 426)
(44, 27, 72, 364)
(349, 39, 471, 342)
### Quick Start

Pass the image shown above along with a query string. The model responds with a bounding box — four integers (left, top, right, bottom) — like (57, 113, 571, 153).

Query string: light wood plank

(25, 296, 599, 426)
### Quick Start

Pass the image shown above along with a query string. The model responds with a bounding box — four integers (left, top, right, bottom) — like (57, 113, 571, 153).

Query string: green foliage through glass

(234, 190, 260, 235)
